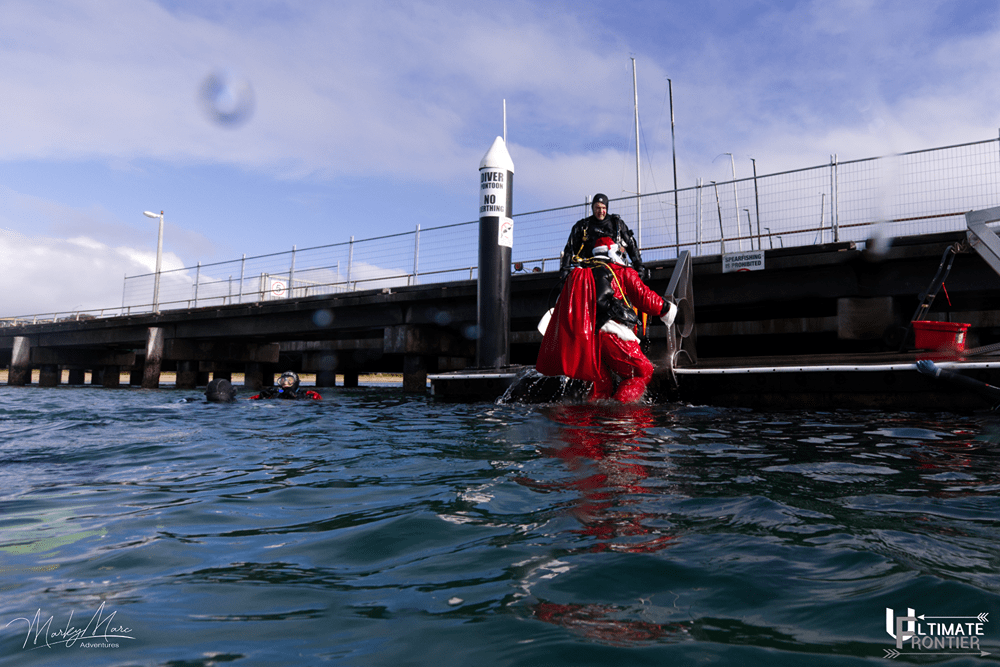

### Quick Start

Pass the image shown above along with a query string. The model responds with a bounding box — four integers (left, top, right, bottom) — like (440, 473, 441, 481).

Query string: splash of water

(497, 367, 590, 404)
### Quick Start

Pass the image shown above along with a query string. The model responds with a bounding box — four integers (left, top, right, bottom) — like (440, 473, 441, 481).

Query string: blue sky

(2, 0, 999, 315)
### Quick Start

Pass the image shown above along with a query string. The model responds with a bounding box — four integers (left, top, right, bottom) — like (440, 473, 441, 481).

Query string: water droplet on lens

(199, 69, 255, 127)
(313, 309, 334, 327)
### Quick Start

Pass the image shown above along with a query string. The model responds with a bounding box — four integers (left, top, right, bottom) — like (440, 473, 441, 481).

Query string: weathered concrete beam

(164, 340, 280, 363)
(30, 348, 135, 367)
(384, 324, 473, 356)
(837, 297, 898, 340)
(281, 339, 384, 352)
(698, 316, 839, 337)
(303, 350, 382, 372)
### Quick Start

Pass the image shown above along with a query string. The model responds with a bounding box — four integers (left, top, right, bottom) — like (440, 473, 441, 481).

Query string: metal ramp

(660, 250, 696, 389)
(966, 205, 1000, 276)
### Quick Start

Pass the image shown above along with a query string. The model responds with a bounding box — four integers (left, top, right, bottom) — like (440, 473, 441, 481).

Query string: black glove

(558, 265, 571, 286)
(633, 263, 649, 281)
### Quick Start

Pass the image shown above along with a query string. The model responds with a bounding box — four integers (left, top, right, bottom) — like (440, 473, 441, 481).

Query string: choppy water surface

(1, 386, 999, 666)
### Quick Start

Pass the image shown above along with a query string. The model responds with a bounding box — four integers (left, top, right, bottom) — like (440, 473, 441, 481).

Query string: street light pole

(143, 210, 164, 311)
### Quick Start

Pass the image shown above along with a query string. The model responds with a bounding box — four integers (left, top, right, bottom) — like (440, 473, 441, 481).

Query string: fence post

(712, 181, 726, 255)
(347, 236, 354, 290)
(696, 178, 703, 256)
(194, 262, 201, 307)
(413, 224, 421, 285)
(830, 153, 840, 242)
(238, 254, 245, 304)
(751, 157, 762, 250)
(289, 245, 296, 299)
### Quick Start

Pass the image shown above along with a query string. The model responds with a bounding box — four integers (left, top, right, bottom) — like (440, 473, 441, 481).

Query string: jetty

(5, 136, 1000, 410)
(3, 211, 1000, 410)
(432, 208, 1000, 410)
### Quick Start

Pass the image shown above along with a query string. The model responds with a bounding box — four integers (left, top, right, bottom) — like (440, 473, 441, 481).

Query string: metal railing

(6, 135, 1000, 324)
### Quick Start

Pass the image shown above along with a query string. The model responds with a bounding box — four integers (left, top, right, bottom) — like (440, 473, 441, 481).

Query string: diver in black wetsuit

(205, 378, 238, 403)
(249, 371, 322, 400)
(559, 193, 645, 284)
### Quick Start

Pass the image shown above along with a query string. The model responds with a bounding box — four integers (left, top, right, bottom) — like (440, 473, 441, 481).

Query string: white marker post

(477, 136, 514, 368)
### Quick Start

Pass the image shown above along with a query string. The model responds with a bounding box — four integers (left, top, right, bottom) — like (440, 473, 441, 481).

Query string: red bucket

(911, 320, 969, 352)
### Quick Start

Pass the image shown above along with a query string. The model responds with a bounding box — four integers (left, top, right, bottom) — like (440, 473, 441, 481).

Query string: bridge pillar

(343, 370, 359, 388)
(102, 366, 121, 388)
(142, 327, 165, 389)
(316, 370, 337, 388)
(403, 355, 430, 393)
(39, 364, 61, 387)
(176, 361, 198, 389)
(9, 336, 31, 386)
(244, 363, 264, 391)
(68, 369, 87, 385)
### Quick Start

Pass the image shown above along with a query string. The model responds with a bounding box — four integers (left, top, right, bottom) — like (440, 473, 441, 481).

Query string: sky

(2, 0, 1000, 316)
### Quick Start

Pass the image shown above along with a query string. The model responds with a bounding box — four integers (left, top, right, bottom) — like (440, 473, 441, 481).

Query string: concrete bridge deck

(4, 228, 1000, 407)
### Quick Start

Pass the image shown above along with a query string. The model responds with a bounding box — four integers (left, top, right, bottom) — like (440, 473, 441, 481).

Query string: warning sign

(479, 165, 513, 247)
(498, 219, 513, 248)
(722, 250, 765, 273)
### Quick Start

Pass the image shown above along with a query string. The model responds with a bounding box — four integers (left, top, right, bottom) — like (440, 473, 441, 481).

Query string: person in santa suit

(537, 236, 676, 403)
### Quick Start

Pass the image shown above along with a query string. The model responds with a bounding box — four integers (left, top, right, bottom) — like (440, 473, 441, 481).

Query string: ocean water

(1, 385, 999, 666)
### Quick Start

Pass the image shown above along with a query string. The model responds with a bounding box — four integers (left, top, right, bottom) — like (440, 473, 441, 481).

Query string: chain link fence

(8, 136, 1000, 323)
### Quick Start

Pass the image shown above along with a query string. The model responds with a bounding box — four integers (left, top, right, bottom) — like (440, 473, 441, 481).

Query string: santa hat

(592, 236, 627, 265)
(592, 236, 616, 255)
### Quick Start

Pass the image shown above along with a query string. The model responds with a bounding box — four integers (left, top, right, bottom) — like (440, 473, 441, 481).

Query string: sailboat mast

(632, 57, 641, 248)
(503, 99, 507, 144)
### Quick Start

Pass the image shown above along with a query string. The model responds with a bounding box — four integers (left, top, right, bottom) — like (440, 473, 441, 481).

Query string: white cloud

(3, 0, 1000, 315)
(0, 229, 184, 316)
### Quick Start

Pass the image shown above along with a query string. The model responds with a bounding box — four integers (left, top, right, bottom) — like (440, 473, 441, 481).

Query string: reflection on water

(0, 386, 999, 665)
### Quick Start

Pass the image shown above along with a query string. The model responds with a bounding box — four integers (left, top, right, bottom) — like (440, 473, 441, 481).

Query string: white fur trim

(600, 319, 640, 342)
(537, 308, 554, 335)
(660, 301, 678, 328)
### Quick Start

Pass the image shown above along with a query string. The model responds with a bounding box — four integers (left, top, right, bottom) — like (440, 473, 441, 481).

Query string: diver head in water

(205, 378, 238, 403)
(276, 371, 300, 394)
(248, 371, 321, 400)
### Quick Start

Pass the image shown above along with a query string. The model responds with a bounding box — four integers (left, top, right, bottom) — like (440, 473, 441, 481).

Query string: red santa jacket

(536, 260, 667, 382)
